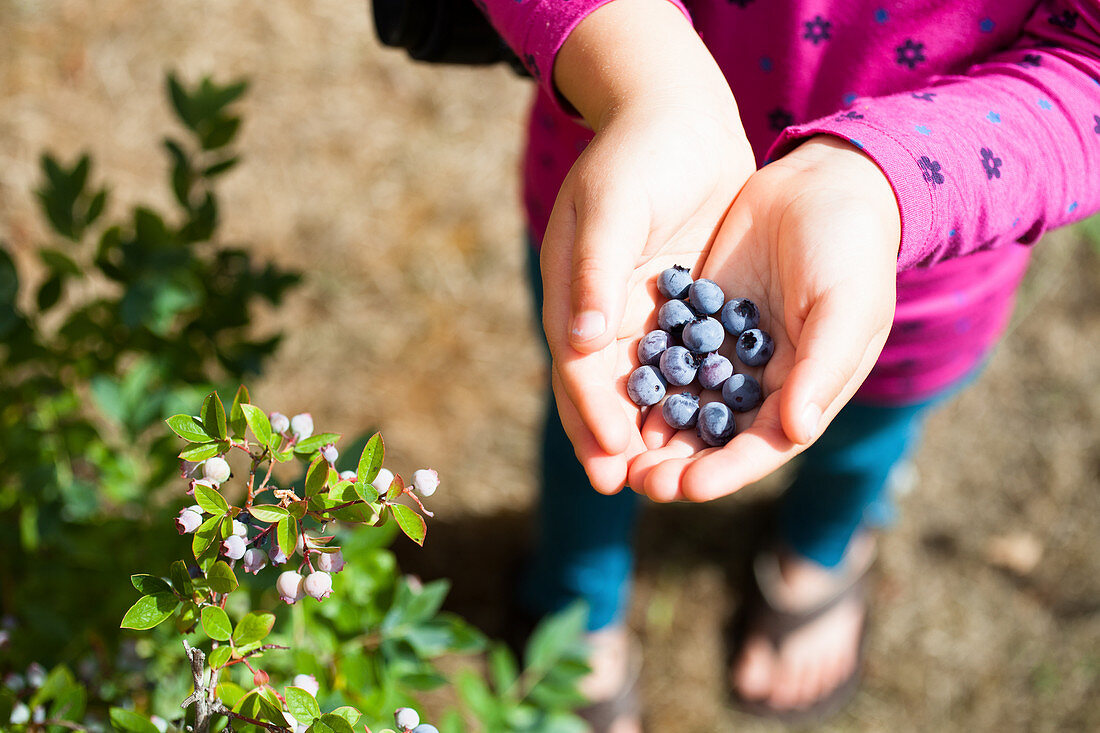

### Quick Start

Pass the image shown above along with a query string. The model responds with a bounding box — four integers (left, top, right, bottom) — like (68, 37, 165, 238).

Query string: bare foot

(731, 534, 874, 713)
(580, 626, 642, 733)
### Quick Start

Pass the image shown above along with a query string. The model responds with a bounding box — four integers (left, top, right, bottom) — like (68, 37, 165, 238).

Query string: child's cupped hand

(540, 99, 756, 494)
(627, 136, 902, 502)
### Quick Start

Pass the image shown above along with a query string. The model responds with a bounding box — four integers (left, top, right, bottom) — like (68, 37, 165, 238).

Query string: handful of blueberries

(627, 266, 774, 447)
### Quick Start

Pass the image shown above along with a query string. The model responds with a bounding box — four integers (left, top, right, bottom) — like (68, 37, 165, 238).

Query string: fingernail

(571, 310, 606, 342)
(800, 404, 822, 442)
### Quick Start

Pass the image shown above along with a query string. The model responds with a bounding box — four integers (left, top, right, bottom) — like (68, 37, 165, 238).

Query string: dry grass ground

(2, 1, 1098, 730)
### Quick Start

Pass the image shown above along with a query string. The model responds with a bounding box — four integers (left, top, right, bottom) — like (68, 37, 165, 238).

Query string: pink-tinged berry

(411, 469, 439, 497)
(320, 443, 338, 464)
(175, 508, 203, 534)
(303, 571, 333, 600)
(276, 571, 305, 604)
(203, 456, 231, 484)
(221, 534, 246, 560)
(268, 547, 288, 566)
(242, 548, 268, 575)
(290, 413, 313, 440)
(291, 673, 320, 696)
(338, 470, 356, 482)
(231, 519, 248, 537)
(394, 707, 420, 731)
(316, 549, 345, 573)
(269, 412, 290, 434)
(253, 668, 269, 687)
(371, 467, 395, 493)
(25, 663, 46, 689)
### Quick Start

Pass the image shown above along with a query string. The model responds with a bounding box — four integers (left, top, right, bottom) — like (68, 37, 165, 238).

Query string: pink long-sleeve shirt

(479, 0, 1100, 404)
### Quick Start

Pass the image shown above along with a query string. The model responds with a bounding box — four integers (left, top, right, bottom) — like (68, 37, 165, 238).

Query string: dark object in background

(371, 0, 531, 76)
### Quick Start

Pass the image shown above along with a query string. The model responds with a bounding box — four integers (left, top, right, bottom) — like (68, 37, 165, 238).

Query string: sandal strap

(751, 548, 874, 644)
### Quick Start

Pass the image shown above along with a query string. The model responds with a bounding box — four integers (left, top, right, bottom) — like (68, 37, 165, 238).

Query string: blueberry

(697, 401, 737, 446)
(722, 373, 762, 412)
(662, 392, 700, 430)
(697, 353, 733, 390)
(627, 365, 667, 406)
(411, 726, 440, 733)
(659, 346, 698, 386)
(736, 328, 775, 367)
(681, 317, 725, 354)
(657, 265, 693, 299)
(657, 299, 695, 333)
(688, 279, 725, 315)
(637, 329, 672, 366)
(720, 298, 760, 335)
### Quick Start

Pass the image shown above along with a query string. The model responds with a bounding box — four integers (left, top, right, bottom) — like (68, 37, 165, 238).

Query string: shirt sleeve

(473, 0, 694, 114)
(767, 0, 1100, 271)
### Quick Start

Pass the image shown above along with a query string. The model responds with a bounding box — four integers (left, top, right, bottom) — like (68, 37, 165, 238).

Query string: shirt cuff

(765, 120, 937, 272)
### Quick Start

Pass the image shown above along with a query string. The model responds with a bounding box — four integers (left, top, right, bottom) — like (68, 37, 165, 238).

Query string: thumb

(567, 184, 649, 352)
(779, 284, 894, 445)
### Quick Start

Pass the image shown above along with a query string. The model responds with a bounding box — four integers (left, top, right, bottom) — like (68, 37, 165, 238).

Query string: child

(475, 0, 1100, 726)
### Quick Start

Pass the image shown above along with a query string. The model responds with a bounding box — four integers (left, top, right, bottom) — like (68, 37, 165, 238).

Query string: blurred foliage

(1075, 212, 1100, 257)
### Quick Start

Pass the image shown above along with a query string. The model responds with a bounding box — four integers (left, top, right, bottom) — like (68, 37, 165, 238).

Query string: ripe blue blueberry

(637, 329, 672, 367)
(736, 328, 774, 366)
(662, 392, 700, 430)
(688, 279, 725, 315)
(657, 265, 693, 299)
(627, 366, 667, 406)
(657, 299, 696, 333)
(720, 298, 760, 335)
(697, 401, 737, 446)
(722, 373, 762, 412)
(697, 353, 733, 390)
(659, 346, 698, 386)
(681, 317, 724, 354)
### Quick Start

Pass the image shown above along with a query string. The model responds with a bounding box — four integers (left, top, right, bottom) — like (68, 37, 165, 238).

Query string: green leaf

(208, 645, 233, 669)
(293, 432, 342, 454)
(354, 480, 379, 504)
(171, 560, 194, 596)
(240, 403, 273, 447)
(304, 457, 328, 497)
(525, 601, 589, 672)
(109, 707, 160, 733)
(489, 643, 519, 694)
(193, 484, 229, 515)
(284, 686, 321, 726)
(229, 384, 249, 438)
(232, 611, 275, 646)
(176, 602, 198, 633)
(201, 605, 232, 641)
(130, 574, 173, 596)
(179, 441, 221, 462)
(207, 560, 239, 594)
(38, 247, 81, 276)
(166, 414, 211, 443)
(201, 391, 227, 441)
(308, 714, 354, 733)
(356, 432, 384, 484)
(203, 155, 240, 177)
(328, 707, 361, 727)
(249, 504, 288, 523)
(386, 473, 404, 502)
(276, 516, 299, 557)
(390, 503, 426, 546)
(216, 682, 248, 707)
(120, 593, 178, 630)
(192, 514, 223, 558)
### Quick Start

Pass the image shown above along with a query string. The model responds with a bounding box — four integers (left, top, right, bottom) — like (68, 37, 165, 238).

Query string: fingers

(778, 284, 893, 445)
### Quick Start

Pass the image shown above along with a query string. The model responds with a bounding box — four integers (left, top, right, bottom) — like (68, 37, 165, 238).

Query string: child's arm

(479, 0, 756, 493)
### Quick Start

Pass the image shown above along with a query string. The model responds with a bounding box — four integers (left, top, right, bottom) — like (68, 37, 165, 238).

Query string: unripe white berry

(338, 470, 356, 482)
(221, 534, 246, 560)
(394, 707, 420, 731)
(411, 469, 439, 498)
(290, 413, 313, 440)
(410, 725, 439, 733)
(291, 673, 319, 696)
(321, 443, 338, 464)
(303, 571, 333, 600)
(242, 547, 267, 575)
(371, 467, 395, 493)
(316, 549, 345, 573)
(268, 547, 288, 566)
(175, 509, 203, 534)
(276, 571, 305, 604)
(269, 412, 290, 434)
(203, 456, 231, 484)
(231, 519, 248, 537)
(10, 702, 30, 725)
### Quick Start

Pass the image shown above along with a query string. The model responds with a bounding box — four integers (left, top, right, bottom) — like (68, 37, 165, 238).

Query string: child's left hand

(627, 136, 903, 502)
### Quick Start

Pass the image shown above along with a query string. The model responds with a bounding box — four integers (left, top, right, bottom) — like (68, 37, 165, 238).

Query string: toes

(732, 636, 775, 701)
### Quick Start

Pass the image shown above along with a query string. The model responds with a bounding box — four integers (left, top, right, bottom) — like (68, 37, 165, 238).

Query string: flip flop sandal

(730, 546, 875, 726)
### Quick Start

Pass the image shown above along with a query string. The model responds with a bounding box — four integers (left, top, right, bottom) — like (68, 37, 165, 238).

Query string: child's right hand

(540, 0, 756, 494)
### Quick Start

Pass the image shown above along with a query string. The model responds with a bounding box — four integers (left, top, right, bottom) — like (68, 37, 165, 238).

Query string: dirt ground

(2, 1, 1098, 730)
